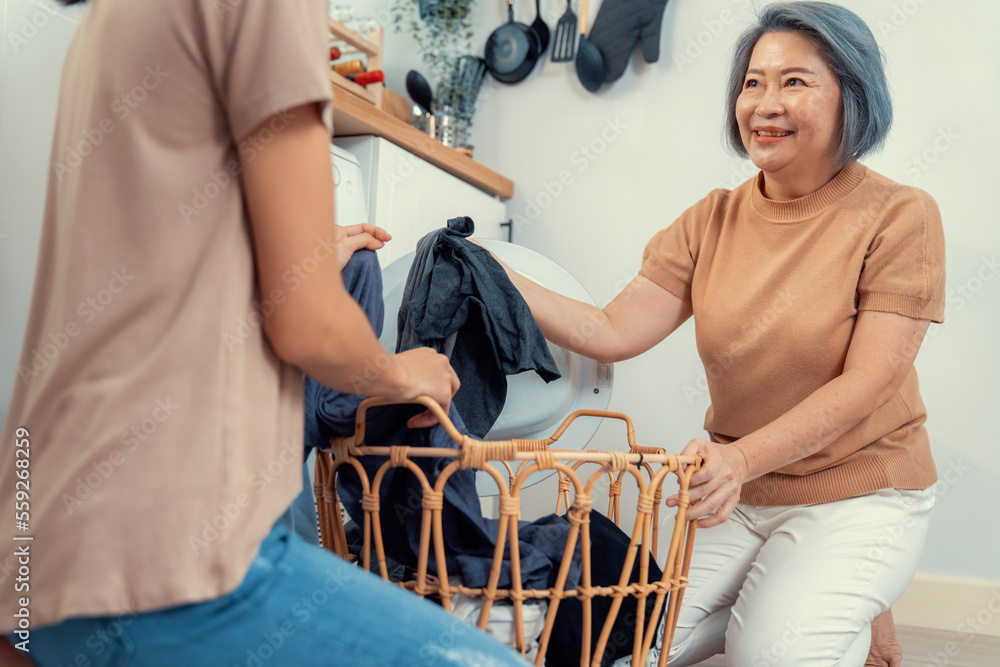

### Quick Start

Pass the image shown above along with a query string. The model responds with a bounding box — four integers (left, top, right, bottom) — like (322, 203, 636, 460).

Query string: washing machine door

(379, 239, 614, 495)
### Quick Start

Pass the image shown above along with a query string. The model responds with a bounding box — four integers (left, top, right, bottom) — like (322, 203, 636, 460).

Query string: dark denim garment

(304, 249, 579, 592)
(396, 216, 561, 438)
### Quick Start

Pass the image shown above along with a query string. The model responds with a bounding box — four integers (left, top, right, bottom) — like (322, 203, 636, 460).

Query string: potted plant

(392, 0, 481, 148)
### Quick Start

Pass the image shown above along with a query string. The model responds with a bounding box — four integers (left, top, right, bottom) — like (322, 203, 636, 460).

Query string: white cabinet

(333, 136, 507, 265)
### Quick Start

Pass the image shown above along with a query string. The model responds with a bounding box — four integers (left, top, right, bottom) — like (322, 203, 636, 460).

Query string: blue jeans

(11, 520, 530, 666)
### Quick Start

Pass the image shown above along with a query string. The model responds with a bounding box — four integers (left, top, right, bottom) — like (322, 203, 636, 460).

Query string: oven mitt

(587, 0, 670, 83)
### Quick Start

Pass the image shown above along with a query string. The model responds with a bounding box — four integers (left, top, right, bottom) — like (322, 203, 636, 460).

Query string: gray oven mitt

(588, 0, 671, 83)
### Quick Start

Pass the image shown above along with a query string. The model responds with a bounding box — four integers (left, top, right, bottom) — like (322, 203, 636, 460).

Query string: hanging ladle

(530, 0, 550, 56)
(575, 0, 606, 92)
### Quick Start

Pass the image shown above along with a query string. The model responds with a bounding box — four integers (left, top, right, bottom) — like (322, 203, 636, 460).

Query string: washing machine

(330, 140, 614, 499)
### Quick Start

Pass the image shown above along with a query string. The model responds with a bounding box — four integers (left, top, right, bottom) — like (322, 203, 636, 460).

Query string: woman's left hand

(666, 438, 749, 528)
(334, 224, 391, 271)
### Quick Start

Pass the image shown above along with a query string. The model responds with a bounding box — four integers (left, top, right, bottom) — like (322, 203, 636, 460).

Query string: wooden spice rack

(329, 18, 383, 107)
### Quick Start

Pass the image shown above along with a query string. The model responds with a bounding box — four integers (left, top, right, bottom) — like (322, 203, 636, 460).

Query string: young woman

(1, 1, 528, 665)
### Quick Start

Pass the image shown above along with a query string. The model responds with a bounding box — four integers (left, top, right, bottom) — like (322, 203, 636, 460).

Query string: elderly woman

(489, 3, 944, 665)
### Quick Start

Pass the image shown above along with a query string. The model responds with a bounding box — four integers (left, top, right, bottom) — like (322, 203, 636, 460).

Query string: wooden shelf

(331, 84, 514, 201)
(329, 18, 383, 107)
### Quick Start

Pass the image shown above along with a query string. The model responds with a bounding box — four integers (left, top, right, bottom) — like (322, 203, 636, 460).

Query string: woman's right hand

(665, 438, 748, 528)
(389, 348, 461, 428)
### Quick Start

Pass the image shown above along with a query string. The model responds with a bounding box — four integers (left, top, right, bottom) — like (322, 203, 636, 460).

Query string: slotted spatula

(551, 0, 577, 62)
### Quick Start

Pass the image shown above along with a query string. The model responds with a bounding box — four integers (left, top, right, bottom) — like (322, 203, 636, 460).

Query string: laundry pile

(304, 239, 577, 593)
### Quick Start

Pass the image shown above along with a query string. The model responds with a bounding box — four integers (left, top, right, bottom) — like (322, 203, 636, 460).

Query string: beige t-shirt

(640, 162, 946, 505)
(1, 0, 333, 631)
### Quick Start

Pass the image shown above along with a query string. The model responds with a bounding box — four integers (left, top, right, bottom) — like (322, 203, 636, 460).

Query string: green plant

(391, 0, 477, 116)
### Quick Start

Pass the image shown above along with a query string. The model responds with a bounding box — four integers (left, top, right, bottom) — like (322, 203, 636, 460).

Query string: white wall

(0, 0, 84, 427)
(369, 0, 1000, 584)
(2, 0, 997, 585)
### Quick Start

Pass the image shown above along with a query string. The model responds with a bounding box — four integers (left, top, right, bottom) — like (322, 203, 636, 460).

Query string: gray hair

(724, 2, 892, 167)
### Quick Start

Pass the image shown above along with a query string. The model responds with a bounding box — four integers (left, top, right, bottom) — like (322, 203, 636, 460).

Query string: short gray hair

(724, 2, 892, 167)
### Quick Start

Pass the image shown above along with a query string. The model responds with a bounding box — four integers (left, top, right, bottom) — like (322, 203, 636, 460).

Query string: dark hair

(724, 2, 892, 167)
(58, 0, 87, 4)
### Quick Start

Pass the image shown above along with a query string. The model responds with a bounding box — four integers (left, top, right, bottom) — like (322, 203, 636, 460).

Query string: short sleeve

(638, 191, 721, 302)
(857, 188, 946, 323)
(200, 0, 333, 144)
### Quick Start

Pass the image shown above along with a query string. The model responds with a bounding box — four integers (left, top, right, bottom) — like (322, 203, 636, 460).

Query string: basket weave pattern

(313, 396, 700, 667)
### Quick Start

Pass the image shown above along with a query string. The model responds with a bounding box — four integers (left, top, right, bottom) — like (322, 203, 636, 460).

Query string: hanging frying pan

(484, 0, 540, 84)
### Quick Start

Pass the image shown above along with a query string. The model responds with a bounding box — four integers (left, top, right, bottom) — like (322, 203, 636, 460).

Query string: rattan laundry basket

(313, 396, 700, 667)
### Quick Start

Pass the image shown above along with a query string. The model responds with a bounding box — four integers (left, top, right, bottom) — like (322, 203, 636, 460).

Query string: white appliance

(333, 136, 507, 264)
(330, 142, 368, 226)
(330, 138, 614, 496)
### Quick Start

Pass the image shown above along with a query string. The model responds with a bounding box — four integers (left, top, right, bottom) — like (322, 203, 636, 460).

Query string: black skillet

(484, 0, 540, 84)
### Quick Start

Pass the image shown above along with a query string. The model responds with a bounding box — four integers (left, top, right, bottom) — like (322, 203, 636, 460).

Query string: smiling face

(736, 31, 844, 200)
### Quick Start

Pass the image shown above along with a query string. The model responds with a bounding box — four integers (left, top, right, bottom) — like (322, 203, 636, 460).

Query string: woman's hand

(334, 224, 391, 271)
(387, 348, 461, 429)
(666, 438, 749, 528)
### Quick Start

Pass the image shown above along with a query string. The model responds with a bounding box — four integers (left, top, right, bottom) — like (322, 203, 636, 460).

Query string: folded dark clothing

(396, 216, 561, 438)
(546, 510, 666, 667)
(304, 248, 580, 592)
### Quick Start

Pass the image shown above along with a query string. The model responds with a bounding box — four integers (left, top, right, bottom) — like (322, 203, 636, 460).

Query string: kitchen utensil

(405, 70, 434, 114)
(412, 105, 436, 139)
(484, 0, 540, 84)
(454, 56, 488, 119)
(551, 0, 578, 62)
(575, 0, 606, 92)
(587, 0, 671, 83)
(530, 0, 550, 56)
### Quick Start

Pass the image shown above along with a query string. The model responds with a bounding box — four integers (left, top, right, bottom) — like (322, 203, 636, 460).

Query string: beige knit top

(639, 162, 946, 505)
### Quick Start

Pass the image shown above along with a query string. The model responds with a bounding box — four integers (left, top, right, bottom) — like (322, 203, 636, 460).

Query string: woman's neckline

(750, 161, 867, 222)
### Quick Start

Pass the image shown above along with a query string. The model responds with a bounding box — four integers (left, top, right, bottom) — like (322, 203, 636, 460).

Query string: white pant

(619, 487, 935, 667)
